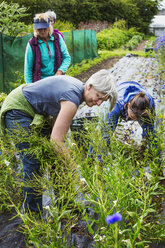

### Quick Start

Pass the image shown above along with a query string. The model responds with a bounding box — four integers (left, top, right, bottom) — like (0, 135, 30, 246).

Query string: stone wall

(77, 20, 111, 33)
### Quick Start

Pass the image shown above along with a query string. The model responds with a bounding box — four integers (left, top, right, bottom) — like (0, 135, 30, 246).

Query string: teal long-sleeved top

(24, 34, 71, 83)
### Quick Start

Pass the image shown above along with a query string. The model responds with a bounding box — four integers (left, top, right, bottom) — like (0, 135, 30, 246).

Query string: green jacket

(0, 84, 49, 133)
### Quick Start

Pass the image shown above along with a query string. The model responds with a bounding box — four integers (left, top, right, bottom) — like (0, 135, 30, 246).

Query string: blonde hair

(86, 69, 117, 110)
(33, 13, 53, 37)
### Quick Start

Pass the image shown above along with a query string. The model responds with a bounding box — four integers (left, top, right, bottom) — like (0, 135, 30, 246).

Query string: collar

(38, 35, 54, 43)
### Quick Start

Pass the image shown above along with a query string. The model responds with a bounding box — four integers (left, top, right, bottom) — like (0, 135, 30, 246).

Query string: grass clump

(0, 113, 164, 247)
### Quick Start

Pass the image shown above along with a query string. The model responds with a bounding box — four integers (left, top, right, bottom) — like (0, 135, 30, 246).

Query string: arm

(24, 42, 34, 83)
(50, 100, 77, 167)
(56, 35, 71, 75)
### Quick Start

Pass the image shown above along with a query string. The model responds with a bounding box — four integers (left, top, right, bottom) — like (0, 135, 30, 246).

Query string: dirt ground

(77, 39, 148, 82)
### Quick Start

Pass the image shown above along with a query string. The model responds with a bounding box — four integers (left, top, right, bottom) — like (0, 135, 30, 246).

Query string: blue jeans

(5, 110, 51, 213)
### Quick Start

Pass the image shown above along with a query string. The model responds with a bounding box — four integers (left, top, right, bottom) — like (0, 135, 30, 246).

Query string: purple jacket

(29, 31, 62, 82)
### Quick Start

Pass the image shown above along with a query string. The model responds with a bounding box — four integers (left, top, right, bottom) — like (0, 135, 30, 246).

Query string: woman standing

(24, 13, 71, 84)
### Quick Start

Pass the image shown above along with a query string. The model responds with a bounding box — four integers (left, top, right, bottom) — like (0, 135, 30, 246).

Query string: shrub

(123, 34, 144, 50)
(0, 1, 29, 37)
(97, 27, 141, 51)
(54, 20, 76, 32)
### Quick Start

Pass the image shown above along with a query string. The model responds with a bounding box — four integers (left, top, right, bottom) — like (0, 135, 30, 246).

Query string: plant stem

(115, 222, 118, 248)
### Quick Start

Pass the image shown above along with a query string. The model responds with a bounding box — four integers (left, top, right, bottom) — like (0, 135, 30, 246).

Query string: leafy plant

(0, 111, 164, 246)
(123, 34, 143, 50)
(0, 1, 30, 37)
(97, 26, 142, 51)
(0, 92, 7, 108)
(54, 20, 76, 32)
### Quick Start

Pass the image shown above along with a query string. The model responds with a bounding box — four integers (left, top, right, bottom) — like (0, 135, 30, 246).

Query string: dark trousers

(5, 110, 51, 213)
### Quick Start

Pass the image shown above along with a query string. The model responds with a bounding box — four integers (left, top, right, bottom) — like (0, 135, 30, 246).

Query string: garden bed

(0, 51, 164, 248)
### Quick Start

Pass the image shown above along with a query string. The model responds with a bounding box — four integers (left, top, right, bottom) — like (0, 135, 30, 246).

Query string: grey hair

(86, 69, 118, 111)
(33, 13, 53, 37)
(45, 10, 56, 22)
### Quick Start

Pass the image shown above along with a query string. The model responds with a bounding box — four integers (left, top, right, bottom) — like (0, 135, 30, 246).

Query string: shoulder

(29, 36, 38, 46)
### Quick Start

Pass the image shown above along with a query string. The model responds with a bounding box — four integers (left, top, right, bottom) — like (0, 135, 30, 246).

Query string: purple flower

(162, 84, 165, 89)
(106, 213, 122, 224)
(0, 151, 2, 155)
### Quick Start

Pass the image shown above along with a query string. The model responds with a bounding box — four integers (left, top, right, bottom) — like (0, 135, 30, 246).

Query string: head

(84, 69, 117, 109)
(33, 13, 53, 39)
(45, 10, 56, 26)
(127, 92, 150, 122)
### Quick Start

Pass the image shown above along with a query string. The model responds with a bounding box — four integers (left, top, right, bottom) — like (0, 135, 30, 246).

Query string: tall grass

(0, 114, 164, 247)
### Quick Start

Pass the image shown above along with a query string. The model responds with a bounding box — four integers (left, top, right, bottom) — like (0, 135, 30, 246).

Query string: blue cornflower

(0, 151, 2, 155)
(162, 84, 165, 89)
(106, 213, 122, 224)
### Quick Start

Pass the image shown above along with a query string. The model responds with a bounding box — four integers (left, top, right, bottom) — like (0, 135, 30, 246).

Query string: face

(36, 28, 49, 40)
(127, 103, 138, 121)
(84, 85, 108, 107)
(50, 18, 55, 26)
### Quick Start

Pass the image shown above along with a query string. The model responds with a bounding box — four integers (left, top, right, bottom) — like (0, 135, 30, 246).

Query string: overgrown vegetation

(123, 35, 144, 51)
(0, 113, 164, 247)
(96, 22, 143, 51)
(154, 33, 165, 81)
(1, 0, 160, 33)
(0, 1, 165, 247)
(0, 1, 29, 36)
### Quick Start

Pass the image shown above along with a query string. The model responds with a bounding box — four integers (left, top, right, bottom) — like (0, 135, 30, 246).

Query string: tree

(2, 0, 162, 33)
(0, 1, 29, 36)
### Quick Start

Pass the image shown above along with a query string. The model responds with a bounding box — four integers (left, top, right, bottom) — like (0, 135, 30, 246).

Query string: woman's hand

(55, 70, 63, 76)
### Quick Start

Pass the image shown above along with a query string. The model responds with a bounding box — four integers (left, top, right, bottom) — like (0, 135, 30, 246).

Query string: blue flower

(0, 151, 2, 155)
(162, 84, 165, 89)
(106, 213, 122, 224)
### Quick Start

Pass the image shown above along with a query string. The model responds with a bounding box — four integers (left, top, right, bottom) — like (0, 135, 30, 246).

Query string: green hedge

(97, 27, 143, 51)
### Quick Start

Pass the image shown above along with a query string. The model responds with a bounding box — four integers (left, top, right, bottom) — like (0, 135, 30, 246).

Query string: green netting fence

(0, 29, 98, 94)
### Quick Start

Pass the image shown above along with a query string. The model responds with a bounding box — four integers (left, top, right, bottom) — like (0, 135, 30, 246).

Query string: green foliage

(123, 34, 144, 51)
(97, 26, 142, 51)
(66, 48, 149, 78)
(9, 71, 25, 89)
(54, 20, 76, 32)
(0, 92, 7, 108)
(0, 1, 30, 36)
(153, 34, 165, 80)
(3, 0, 159, 33)
(0, 135, 23, 212)
(5, 0, 52, 24)
(112, 19, 127, 30)
(144, 36, 156, 53)
(0, 113, 164, 246)
(145, 36, 156, 49)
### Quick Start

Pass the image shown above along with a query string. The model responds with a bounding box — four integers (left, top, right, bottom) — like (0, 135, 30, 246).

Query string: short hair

(33, 13, 53, 37)
(45, 10, 56, 22)
(86, 69, 117, 110)
(129, 92, 150, 119)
